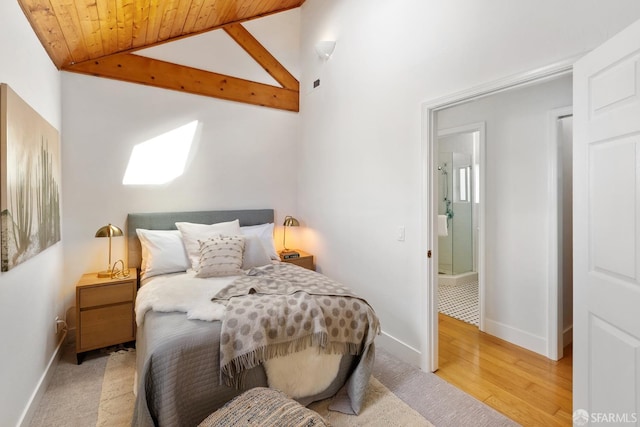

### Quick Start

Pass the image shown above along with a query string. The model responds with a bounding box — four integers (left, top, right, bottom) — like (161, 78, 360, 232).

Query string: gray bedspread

(132, 310, 373, 426)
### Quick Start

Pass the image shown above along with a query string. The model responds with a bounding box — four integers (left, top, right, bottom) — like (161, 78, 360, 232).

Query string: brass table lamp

(281, 216, 299, 257)
(95, 223, 123, 278)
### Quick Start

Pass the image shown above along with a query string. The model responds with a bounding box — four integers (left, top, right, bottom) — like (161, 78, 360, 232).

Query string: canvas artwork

(1, 83, 61, 272)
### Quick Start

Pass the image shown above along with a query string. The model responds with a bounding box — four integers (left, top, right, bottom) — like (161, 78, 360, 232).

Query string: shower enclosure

(438, 131, 477, 277)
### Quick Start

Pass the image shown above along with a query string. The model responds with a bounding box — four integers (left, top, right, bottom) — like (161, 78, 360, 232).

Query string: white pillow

(136, 229, 190, 279)
(176, 219, 241, 271)
(240, 223, 278, 260)
(195, 235, 245, 278)
(241, 235, 272, 269)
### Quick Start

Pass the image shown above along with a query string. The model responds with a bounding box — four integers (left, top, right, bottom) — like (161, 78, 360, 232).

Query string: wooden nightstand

(75, 269, 137, 364)
(280, 250, 315, 271)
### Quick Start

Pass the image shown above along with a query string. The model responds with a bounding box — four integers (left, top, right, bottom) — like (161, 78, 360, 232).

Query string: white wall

(60, 73, 301, 318)
(437, 75, 572, 354)
(298, 0, 640, 363)
(60, 9, 302, 323)
(0, 2, 63, 426)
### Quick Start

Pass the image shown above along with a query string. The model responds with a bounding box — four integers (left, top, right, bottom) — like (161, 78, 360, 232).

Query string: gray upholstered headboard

(126, 209, 274, 269)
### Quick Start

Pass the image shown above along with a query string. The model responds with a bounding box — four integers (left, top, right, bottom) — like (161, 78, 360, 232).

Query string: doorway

(436, 123, 485, 330)
(421, 63, 575, 372)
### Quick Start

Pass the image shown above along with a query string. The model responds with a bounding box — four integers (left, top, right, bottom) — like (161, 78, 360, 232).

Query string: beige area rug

(309, 377, 434, 426)
(96, 349, 136, 427)
(97, 349, 433, 427)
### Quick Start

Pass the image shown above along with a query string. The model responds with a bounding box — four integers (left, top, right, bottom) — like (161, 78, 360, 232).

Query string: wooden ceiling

(18, 0, 304, 111)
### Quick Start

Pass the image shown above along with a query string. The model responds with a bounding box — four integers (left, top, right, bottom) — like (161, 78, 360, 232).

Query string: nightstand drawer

(79, 282, 134, 308)
(79, 303, 135, 350)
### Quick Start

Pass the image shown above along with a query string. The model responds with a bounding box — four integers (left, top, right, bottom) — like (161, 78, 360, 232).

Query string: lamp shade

(315, 40, 336, 59)
(95, 224, 123, 238)
(283, 216, 299, 227)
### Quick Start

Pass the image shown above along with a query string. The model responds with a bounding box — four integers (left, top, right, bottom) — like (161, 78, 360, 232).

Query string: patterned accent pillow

(195, 235, 245, 278)
(176, 219, 241, 271)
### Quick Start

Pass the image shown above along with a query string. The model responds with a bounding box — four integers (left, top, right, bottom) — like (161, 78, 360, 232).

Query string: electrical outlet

(54, 316, 66, 335)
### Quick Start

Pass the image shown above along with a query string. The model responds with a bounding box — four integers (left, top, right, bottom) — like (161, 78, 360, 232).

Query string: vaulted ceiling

(18, 0, 304, 111)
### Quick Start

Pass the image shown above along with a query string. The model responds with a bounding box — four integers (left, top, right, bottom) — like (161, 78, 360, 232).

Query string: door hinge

(427, 250, 432, 258)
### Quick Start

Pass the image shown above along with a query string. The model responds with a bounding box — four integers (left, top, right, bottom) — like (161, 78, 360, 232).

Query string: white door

(573, 18, 640, 423)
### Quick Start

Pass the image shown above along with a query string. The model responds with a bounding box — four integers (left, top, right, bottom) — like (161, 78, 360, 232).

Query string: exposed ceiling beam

(65, 52, 299, 111)
(18, 0, 303, 111)
(223, 23, 299, 91)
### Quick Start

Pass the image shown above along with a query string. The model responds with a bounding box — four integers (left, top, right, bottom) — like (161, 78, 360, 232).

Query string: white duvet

(134, 269, 341, 398)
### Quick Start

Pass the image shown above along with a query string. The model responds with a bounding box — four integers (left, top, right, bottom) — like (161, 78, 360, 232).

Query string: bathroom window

(458, 165, 471, 202)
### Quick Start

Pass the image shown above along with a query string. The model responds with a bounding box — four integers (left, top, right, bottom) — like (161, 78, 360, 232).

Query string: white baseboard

(563, 325, 573, 347)
(376, 330, 421, 367)
(18, 331, 67, 427)
(484, 318, 547, 356)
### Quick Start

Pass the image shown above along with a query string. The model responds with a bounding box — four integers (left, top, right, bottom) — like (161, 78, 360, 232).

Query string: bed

(128, 209, 380, 427)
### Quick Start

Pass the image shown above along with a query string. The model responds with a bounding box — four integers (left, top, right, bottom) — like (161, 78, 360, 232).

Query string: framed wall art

(1, 83, 61, 272)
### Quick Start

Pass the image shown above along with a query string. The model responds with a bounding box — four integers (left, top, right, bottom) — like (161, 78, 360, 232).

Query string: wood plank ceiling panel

(76, 0, 111, 58)
(144, 0, 167, 44)
(182, 0, 206, 35)
(117, 0, 135, 51)
(131, 0, 151, 48)
(97, 0, 116, 54)
(198, 0, 216, 30)
(157, 0, 178, 41)
(18, 0, 304, 111)
(49, 0, 89, 63)
(18, 0, 73, 66)
(168, 0, 192, 39)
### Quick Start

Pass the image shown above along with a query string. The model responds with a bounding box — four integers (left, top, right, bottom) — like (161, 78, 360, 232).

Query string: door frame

(420, 57, 576, 372)
(547, 106, 573, 361)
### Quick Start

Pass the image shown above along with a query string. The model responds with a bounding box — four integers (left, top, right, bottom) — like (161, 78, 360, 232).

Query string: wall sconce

(95, 223, 123, 278)
(281, 215, 300, 257)
(315, 40, 336, 60)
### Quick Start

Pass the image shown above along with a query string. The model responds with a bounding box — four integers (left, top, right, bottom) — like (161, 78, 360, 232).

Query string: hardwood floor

(436, 313, 573, 427)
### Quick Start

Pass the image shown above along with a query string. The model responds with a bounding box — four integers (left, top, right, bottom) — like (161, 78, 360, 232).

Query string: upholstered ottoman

(198, 387, 329, 427)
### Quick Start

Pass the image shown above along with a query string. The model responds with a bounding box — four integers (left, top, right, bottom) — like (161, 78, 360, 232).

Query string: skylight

(123, 121, 198, 185)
